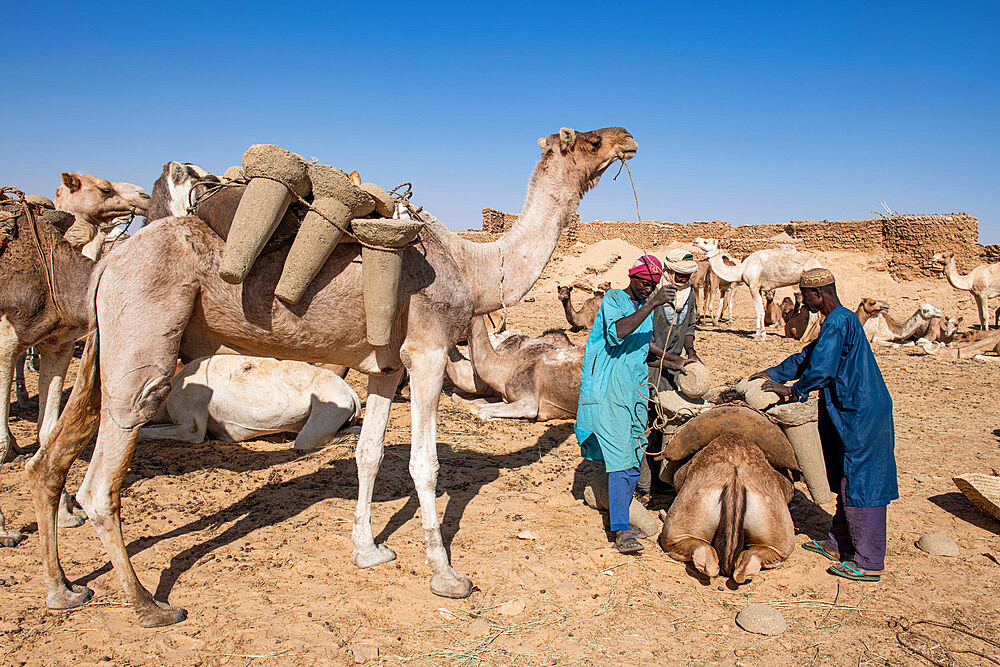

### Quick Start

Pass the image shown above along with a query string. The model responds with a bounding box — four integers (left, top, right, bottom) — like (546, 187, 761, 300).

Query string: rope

(187, 175, 422, 253)
(0, 187, 69, 323)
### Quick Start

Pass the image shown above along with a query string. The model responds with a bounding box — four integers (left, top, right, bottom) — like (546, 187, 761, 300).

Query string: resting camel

(446, 328, 572, 396)
(27, 126, 638, 627)
(865, 303, 943, 346)
(659, 432, 794, 583)
(557, 282, 609, 330)
(694, 238, 822, 340)
(453, 315, 582, 420)
(139, 355, 360, 449)
(55, 172, 149, 261)
(916, 330, 1000, 359)
(930, 251, 1000, 331)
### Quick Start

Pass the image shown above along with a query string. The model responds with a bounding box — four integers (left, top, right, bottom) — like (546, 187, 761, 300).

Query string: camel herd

(3, 125, 1000, 629)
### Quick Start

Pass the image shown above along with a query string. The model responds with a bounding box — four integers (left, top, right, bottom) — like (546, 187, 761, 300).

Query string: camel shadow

(928, 492, 1000, 537)
(73, 421, 574, 603)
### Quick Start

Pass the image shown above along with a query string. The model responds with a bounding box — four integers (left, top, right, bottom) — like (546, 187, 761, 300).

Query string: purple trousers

(827, 477, 887, 571)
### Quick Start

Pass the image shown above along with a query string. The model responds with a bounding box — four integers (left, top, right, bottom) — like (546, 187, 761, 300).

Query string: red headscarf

(627, 254, 663, 283)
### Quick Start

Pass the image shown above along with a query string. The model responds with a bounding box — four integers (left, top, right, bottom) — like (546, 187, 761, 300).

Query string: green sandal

(828, 560, 881, 582)
(802, 539, 841, 562)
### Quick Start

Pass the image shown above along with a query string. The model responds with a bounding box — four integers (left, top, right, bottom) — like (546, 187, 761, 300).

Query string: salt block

(677, 362, 711, 398)
(274, 198, 351, 304)
(351, 219, 423, 346)
(309, 163, 374, 217)
(735, 604, 786, 635)
(744, 378, 780, 411)
(916, 534, 959, 557)
(360, 182, 396, 218)
(629, 498, 662, 537)
(222, 165, 244, 181)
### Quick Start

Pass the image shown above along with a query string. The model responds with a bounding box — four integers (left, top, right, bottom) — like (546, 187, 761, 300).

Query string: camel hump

(660, 404, 799, 471)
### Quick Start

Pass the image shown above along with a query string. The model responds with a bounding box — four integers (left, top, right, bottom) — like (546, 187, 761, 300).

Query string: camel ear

(559, 128, 576, 151)
(538, 137, 548, 150)
(349, 171, 361, 186)
(61, 172, 81, 192)
(958, 316, 963, 322)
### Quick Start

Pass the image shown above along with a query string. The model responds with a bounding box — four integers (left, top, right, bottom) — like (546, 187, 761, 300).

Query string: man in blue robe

(753, 268, 897, 582)
(577, 255, 683, 554)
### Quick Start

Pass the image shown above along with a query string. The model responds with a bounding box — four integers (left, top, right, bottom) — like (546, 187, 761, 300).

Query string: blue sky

(3, 2, 998, 241)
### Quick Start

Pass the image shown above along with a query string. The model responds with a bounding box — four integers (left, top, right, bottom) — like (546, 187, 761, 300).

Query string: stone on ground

(916, 534, 959, 557)
(735, 604, 786, 635)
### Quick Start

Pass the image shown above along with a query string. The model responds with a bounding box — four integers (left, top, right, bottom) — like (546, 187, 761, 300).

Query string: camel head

(693, 237, 719, 256)
(148, 161, 221, 223)
(857, 298, 890, 317)
(780, 296, 795, 315)
(536, 127, 637, 194)
(918, 303, 944, 320)
(556, 285, 572, 301)
(763, 289, 775, 304)
(55, 172, 150, 231)
(940, 314, 962, 339)
(928, 251, 953, 271)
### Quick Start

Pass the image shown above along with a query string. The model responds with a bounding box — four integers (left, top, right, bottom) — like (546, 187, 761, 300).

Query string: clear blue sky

(3, 2, 998, 241)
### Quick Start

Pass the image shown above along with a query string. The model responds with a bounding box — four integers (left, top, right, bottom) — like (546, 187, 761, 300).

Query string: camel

(926, 314, 962, 346)
(139, 356, 360, 449)
(453, 316, 583, 420)
(916, 330, 1000, 359)
(55, 173, 150, 260)
(446, 328, 572, 396)
(865, 303, 943, 346)
(694, 238, 822, 340)
(26, 126, 638, 627)
(763, 290, 781, 327)
(147, 162, 221, 222)
(556, 282, 609, 330)
(659, 432, 794, 583)
(930, 251, 1000, 331)
(692, 256, 737, 324)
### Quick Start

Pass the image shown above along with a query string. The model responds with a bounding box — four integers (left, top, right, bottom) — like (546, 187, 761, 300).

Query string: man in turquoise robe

(755, 268, 897, 581)
(577, 255, 677, 553)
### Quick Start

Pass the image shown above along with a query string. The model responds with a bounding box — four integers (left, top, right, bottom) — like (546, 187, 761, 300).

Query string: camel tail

(45, 261, 108, 448)
(711, 470, 746, 578)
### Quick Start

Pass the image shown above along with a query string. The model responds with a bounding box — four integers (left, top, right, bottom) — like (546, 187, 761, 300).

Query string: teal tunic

(575, 289, 655, 472)
(767, 305, 898, 507)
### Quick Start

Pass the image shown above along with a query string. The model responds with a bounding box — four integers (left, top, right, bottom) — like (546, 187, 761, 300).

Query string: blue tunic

(576, 289, 654, 472)
(767, 305, 898, 507)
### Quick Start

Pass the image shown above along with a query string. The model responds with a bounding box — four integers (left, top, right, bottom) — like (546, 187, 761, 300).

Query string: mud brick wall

(469, 210, 987, 280)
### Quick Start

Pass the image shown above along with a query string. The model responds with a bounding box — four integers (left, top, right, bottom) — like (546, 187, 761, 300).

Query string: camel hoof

(350, 544, 396, 569)
(0, 530, 24, 548)
(138, 600, 187, 628)
(58, 513, 86, 529)
(71, 505, 88, 520)
(47, 584, 93, 610)
(430, 571, 474, 599)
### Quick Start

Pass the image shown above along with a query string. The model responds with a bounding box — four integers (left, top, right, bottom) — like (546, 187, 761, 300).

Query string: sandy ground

(2, 247, 999, 666)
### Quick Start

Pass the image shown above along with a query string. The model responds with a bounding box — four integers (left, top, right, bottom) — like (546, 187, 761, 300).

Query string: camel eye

(589, 137, 602, 149)
(99, 187, 112, 195)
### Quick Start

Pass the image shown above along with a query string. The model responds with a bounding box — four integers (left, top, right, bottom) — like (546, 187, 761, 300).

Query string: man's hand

(761, 379, 794, 398)
(686, 352, 701, 364)
(660, 352, 688, 372)
(749, 370, 771, 381)
(647, 283, 676, 307)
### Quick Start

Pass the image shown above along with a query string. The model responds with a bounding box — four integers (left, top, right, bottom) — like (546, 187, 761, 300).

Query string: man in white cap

(636, 248, 702, 505)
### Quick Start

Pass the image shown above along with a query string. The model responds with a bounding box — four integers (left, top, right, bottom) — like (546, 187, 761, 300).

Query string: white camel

(865, 303, 943, 346)
(929, 251, 1000, 331)
(139, 355, 360, 449)
(693, 238, 823, 340)
(27, 126, 638, 627)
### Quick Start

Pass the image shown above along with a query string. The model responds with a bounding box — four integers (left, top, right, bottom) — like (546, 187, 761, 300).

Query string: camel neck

(944, 257, 972, 290)
(422, 159, 580, 314)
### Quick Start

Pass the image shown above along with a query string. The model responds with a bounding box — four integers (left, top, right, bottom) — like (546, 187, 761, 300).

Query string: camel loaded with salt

(213, 143, 422, 345)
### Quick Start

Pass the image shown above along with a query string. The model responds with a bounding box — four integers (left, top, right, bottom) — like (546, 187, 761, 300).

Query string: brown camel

(446, 327, 572, 396)
(659, 432, 795, 583)
(452, 315, 582, 420)
(55, 172, 150, 260)
(930, 251, 1000, 331)
(556, 283, 608, 330)
(763, 290, 781, 327)
(27, 126, 638, 627)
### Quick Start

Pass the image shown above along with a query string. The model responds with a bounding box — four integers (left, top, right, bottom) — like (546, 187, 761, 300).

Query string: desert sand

(1, 240, 998, 666)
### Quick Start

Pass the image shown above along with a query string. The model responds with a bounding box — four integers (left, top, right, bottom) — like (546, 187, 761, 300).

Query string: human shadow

(73, 419, 575, 603)
(789, 489, 833, 541)
(929, 492, 1000, 537)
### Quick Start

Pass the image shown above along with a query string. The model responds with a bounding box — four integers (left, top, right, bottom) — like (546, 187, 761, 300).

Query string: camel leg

(15, 351, 34, 410)
(0, 504, 24, 547)
(734, 488, 795, 583)
(974, 293, 989, 331)
(350, 371, 402, 568)
(751, 288, 766, 340)
(469, 398, 539, 421)
(0, 317, 25, 463)
(291, 398, 354, 450)
(405, 345, 473, 598)
(665, 537, 720, 578)
(76, 408, 186, 627)
(36, 339, 74, 447)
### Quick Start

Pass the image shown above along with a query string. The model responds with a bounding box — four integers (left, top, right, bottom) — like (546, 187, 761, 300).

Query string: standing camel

(556, 283, 608, 330)
(929, 251, 1000, 331)
(27, 126, 638, 627)
(694, 238, 822, 340)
